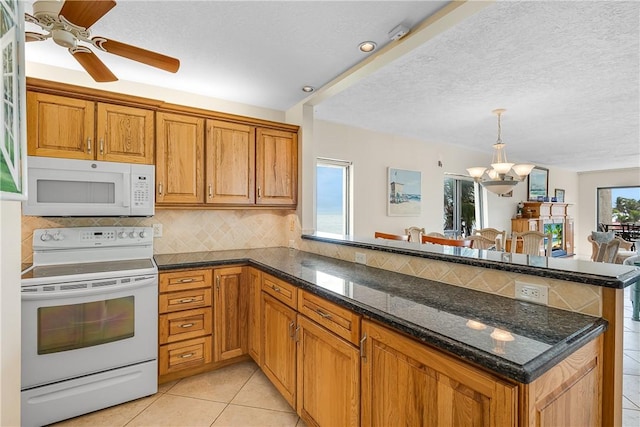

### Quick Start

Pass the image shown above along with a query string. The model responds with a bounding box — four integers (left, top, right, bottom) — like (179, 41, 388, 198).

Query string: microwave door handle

(122, 174, 130, 207)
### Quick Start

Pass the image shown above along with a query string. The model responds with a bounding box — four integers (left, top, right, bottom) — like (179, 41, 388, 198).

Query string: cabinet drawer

(159, 288, 212, 313)
(159, 336, 213, 376)
(298, 291, 361, 345)
(160, 269, 212, 293)
(159, 307, 213, 344)
(262, 273, 297, 309)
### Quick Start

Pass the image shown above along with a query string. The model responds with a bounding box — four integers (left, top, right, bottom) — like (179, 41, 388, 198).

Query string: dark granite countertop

(155, 247, 607, 384)
(302, 233, 640, 289)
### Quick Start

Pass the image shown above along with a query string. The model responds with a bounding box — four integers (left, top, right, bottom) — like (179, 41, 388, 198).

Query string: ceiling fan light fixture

(358, 41, 377, 53)
(51, 29, 76, 48)
(466, 109, 533, 195)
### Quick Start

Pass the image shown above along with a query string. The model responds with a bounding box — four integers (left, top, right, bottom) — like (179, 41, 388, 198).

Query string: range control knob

(129, 231, 137, 239)
(52, 232, 64, 241)
(118, 231, 128, 239)
(40, 232, 53, 241)
(139, 230, 148, 238)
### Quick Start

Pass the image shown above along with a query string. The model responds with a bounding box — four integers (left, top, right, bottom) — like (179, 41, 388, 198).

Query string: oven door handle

(21, 276, 157, 300)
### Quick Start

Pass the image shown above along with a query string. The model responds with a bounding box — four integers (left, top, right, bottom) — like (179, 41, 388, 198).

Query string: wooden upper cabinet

(27, 92, 154, 164)
(27, 92, 95, 160)
(206, 120, 256, 205)
(256, 127, 297, 206)
(96, 103, 154, 164)
(155, 112, 205, 204)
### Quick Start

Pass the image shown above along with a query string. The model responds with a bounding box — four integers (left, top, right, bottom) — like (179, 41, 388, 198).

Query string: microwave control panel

(132, 175, 152, 208)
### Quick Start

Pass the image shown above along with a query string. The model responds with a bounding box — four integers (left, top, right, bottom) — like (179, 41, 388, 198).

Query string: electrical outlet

(515, 281, 548, 305)
(355, 252, 367, 264)
(152, 223, 163, 237)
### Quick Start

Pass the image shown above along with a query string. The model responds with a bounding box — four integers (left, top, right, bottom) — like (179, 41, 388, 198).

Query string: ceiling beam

(302, 0, 495, 107)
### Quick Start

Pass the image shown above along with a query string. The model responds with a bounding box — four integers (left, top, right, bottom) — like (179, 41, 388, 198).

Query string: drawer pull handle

(179, 298, 195, 303)
(180, 323, 194, 328)
(272, 285, 281, 293)
(360, 333, 367, 361)
(179, 353, 194, 359)
(179, 278, 194, 283)
(316, 309, 332, 319)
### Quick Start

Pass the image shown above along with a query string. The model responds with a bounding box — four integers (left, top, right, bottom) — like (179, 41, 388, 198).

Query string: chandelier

(467, 109, 534, 195)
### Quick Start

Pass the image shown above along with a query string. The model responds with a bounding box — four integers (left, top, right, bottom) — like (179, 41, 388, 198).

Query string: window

(597, 186, 640, 241)
(444, 176, 477, 238)
(316, 158, 352, 235)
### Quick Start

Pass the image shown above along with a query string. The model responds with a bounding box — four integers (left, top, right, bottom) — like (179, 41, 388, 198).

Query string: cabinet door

(27, 92, 95, 159)
(297, 315, 360, 427)
(96, 103, 154, 164)
(361, 320, 517, 427)
(247, 267, 262, 363)
(156, 112, 205, 204)
(262, 293, 297, 408)
(206, 120, 255, 205)
(256, 128, 297, 206)
(213, 266, 247, 361)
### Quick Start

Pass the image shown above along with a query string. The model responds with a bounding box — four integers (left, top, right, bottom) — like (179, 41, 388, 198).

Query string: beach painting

(388, 167, 422, 216)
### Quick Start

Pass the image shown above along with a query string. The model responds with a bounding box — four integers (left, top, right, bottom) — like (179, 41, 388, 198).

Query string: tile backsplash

(21, 209, 299, 264)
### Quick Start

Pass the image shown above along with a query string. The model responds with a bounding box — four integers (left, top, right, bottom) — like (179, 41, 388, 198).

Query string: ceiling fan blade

(96, 38, 180, 73)
(26, 32, 49, 42)
(59, 0, 116, 28)
(70, 49, 118, 82)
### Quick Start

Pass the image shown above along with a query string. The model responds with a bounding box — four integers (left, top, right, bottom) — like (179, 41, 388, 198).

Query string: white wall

(0, 201, 21, 426)
(576, 168, 640, 256)
(311, 119, 579, 240)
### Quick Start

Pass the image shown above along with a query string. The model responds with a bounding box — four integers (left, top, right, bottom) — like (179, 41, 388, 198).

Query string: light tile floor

(51, 287, 640, 427)
(51, 361, 306, 427)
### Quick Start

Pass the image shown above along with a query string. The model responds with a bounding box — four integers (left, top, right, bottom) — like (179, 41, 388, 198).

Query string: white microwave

(23, 156, 155, 217)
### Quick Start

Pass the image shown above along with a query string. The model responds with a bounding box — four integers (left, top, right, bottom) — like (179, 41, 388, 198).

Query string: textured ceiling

(24, 1, 639, 173)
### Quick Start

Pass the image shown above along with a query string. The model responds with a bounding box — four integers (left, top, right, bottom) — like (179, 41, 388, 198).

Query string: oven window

(37, 296, 134, 354)
(37, 180, 115, 204)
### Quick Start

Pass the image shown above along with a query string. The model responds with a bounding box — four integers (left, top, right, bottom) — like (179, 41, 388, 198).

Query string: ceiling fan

(25, 0, 180, 82)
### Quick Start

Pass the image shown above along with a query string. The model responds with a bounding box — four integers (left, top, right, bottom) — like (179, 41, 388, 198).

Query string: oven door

(21, 274, 157, 390)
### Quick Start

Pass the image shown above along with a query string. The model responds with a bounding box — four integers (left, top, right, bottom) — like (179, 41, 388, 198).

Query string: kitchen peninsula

(154, 245, 635, 426)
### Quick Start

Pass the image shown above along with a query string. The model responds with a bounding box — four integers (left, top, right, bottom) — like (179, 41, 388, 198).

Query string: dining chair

(421, 235, 473, 247)
(473, 228, 506, 251)
(405, 226, 425, 243)
(510, 231, 553, 256)
(374, 231, 409, 241)
(467, 235, 496, 250)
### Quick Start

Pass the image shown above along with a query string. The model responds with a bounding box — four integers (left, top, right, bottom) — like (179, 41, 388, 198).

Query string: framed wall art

(555, 188, 565, 203)
(387, 167, 422, 216)
(1, 0, 27, 200)
(527, 166, 548, 201)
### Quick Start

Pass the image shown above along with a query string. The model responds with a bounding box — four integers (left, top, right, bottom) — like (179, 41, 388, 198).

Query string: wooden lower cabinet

(519, 335, 602, 426)
(296, 315, 360, 427)
(247, 267, 262, 363)
(360, 320, 517, 427)
(261, 293, 298, 407)
(213, 266, 248, 361)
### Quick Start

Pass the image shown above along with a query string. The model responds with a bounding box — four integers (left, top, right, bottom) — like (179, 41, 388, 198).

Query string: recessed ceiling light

(302, 86, 315, 93)
(358, 41, 377, 53)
